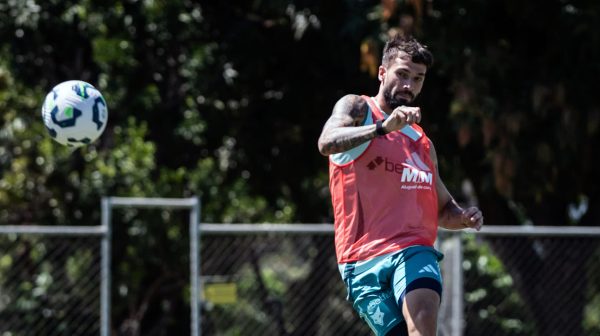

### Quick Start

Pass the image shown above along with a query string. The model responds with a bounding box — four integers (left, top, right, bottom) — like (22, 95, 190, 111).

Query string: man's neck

(373, 94, 391, 115)
(373, 96, 392, 118)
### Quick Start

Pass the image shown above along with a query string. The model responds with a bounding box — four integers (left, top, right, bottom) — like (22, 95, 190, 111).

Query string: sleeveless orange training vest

(329, 96, 439, 263)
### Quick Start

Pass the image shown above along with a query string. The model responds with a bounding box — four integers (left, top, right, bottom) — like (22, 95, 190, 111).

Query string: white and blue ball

(41, 80, 108, 147)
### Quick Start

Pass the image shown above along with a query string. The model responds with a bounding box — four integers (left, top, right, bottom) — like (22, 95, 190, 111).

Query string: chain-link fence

(2, 207, 599, 336)
(199, 225, 600, 336)
(0, 226, 106, 336)
(457, 227, 600, 336)
(199, 225, 367, 336)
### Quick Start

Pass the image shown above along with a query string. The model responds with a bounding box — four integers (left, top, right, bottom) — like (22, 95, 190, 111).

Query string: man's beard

(383, 87, 413, 110)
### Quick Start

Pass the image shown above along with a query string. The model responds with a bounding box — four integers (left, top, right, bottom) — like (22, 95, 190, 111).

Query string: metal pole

(0, 225, 105, 235)
(99, 196, 202, 336)
(199, 223, 334, 234)
(108, 196, 198, 208)
(190, 197, 201, 336)
(100, 197, 112, 336)
(451, 234, 464, 336)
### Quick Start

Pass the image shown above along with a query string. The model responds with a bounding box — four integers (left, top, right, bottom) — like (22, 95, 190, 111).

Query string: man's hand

(461, 207, 484, 231)
(382, 106, 421, 132)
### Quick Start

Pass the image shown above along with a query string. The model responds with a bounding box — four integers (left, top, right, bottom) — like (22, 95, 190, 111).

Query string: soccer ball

(41, 80, 108, 147)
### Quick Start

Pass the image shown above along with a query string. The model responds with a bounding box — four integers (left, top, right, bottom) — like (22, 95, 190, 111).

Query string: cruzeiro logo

(367, 152, 433, 188)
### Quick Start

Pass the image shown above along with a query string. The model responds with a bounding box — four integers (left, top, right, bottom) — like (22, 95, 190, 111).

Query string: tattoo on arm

(318, 95, 377, 155)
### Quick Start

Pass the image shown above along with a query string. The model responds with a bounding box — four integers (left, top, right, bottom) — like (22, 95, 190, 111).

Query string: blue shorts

(338, 246, 444, 336)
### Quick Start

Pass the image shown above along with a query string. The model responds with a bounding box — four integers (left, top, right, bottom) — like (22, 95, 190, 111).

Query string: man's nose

(401, 78, 413, 88)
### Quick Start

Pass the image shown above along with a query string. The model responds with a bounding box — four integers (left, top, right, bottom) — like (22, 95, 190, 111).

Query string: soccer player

(317, 35, 483, 336)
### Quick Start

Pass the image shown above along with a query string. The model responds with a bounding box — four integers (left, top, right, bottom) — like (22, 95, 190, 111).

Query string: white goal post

(101, 197, 201, 336)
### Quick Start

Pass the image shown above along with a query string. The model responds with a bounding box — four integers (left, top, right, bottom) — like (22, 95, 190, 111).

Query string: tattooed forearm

(319, 127, 377, 155)
(318, 95, 378, 156)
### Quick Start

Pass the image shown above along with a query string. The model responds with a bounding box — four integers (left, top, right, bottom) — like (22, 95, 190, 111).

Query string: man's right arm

(317, 94, 379, 156)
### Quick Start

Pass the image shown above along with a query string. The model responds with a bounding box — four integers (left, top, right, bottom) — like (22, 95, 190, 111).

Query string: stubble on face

(380, 53, 424, 110)
(383, 85, 412, 110)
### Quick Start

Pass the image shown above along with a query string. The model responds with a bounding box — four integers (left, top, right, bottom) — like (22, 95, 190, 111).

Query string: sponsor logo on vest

(367, 156, 384, 170)
(399, 164, 432, 185)
(367, 152, 433, 189)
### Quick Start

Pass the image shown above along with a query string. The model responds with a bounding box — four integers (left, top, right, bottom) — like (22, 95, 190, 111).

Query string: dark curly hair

(382, 35, 433, 68)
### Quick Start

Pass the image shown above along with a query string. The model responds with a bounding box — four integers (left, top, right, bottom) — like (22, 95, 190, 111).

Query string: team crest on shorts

(367, 298, 385, 326)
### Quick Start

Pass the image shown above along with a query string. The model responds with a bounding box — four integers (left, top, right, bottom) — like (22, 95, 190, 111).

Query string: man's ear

(378, 66, 386, 82)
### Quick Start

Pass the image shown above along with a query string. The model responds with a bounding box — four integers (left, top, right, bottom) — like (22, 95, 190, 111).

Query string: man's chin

(386, 98, 410, 110)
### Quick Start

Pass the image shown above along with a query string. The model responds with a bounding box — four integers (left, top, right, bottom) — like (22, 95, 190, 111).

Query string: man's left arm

(429, 141, 483, 231)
